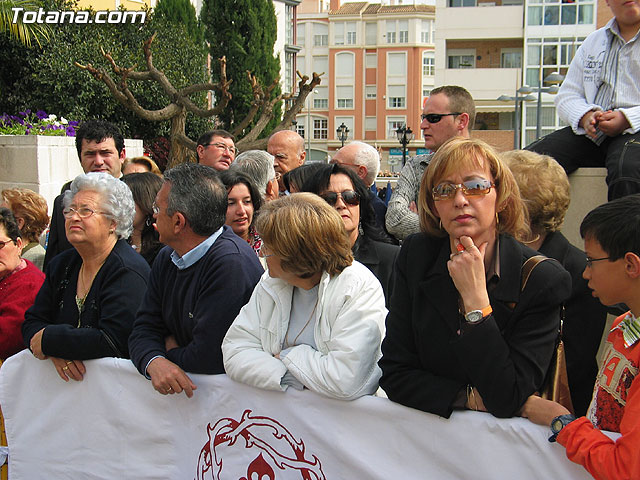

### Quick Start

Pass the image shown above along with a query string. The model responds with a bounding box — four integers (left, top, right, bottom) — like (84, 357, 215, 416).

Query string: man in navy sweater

(128, 163, 263, 398)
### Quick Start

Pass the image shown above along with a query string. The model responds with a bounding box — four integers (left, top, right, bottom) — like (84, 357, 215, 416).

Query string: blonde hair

(122, 156, 162, 176)
(256, 193, 353, 277)
(418, 137, 529, 241)
(501, 150, 570, 234)
(1, 188, 49, 243)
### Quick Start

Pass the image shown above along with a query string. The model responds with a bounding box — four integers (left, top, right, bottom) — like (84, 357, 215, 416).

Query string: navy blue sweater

(22, 239, 151, 359)
(128, 226, 263, 375)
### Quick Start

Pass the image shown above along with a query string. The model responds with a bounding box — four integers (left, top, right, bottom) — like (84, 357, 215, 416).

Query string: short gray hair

(351, 141, 380, 186)
(63, 172, 135, 239)
(232, 150, 276, 198)
(163, 163, 227, 236)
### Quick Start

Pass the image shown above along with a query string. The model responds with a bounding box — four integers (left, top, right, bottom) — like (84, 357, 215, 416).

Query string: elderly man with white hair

(231, 150, 279, 201)
(331, 141, 388, 236)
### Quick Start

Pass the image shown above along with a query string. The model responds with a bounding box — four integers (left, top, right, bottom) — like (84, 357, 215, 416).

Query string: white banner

(0, 351, 592, 479)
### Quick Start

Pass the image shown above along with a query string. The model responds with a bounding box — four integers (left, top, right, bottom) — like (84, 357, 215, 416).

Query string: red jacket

(558, 312, 640, 480)
(0, 260, 45, 360)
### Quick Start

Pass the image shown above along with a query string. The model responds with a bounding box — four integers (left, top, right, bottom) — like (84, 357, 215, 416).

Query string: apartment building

(297, 0, 435, 169)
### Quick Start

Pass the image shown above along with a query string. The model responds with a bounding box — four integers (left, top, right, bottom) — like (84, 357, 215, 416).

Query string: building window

(313, 23, 328, 46)
(285, 52, 294, 94)
(527, 0, 594, 26)
(386, 21, 396, 44)
(334, 116, 354, 138)
(297, 24, 305, 46)
(365, 85, 377, 99)
(296, 122, 305, 138)
(313, 86, 328, 109)
(312, 55, 328, 75)
(388, 85, 406, 109)
(313, 119, 328, 139)
(447, 49, 475, 69)
(421, 20, 433, 44)
(501, 49, 522, 68)
(398, 20, 408, 43)
(365, 117, 376, 131)
(365, 22, 377, 45)
(336, 86, 354, 109)
(334, 22, 344, 46)
(285, 5, 294, 45)
(449, 0, 476, 6)
(365, 53, 377, 69)
(335, 52, 354, 77)
(422, 52, 435, 76)
(297, 55, 305, 75)
(346, 22, 356, 45)
(387, 117, 406, 139)
(526, 37, 582, 87)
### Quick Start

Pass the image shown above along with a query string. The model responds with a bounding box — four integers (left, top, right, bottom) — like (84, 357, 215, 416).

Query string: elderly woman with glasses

(379, 137, 572, 419)
(0, 208, 45, 360)
(22, 173, 151, 382)
(222, 193, 387, 400)
(302, 163, 399, 306)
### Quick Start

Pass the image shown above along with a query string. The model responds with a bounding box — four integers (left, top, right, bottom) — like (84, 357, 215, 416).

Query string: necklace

(284, 293, 319, 349)
(75, 260, 105, 323)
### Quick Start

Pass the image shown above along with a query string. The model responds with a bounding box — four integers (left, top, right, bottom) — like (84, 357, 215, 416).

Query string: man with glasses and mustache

(386, 85, 475, 241)
(196, 129, 238, 171)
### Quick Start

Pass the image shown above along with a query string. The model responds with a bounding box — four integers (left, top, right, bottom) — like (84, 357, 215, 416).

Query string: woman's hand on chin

(447, 236, 490, 311)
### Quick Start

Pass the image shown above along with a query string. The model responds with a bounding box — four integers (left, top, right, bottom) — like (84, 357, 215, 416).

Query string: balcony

(438, 67, 520, 101)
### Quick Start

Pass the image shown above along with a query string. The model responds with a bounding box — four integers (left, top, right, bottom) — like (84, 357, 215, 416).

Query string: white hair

(232, 150, 277, 198)
(63, 172, 135, 239)
(351, 141, 380, 186)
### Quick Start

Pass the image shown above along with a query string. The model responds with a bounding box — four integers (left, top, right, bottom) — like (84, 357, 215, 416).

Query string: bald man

(267, 130, 306, 192)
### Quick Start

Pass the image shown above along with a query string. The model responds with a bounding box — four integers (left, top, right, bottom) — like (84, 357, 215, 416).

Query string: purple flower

(68, 121, 80, 127)
(65, 126, 76, 136)
(19, 109, 31, 117)
(35, 110, 48, 120)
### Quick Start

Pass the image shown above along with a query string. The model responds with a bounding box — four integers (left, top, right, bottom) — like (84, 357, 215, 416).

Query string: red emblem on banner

(195, 409, 326, 480)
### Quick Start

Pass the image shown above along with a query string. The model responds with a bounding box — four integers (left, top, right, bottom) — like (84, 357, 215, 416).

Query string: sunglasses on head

(432, 178, 494, 200)
(421, 112, 461, 124)
(320, 190, 360, 207)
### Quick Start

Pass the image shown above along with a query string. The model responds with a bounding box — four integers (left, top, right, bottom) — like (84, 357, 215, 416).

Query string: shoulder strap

(520, 255, 549, 292)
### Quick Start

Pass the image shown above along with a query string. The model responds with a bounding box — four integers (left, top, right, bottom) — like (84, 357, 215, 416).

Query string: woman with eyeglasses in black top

(302, 163, 399, 307)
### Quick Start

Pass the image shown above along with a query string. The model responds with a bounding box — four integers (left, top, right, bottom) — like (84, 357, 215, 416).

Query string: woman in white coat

(222, 193, 387, 400)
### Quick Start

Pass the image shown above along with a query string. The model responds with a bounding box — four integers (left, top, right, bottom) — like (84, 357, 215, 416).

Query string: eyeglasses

(152, 202, 160, 216)
(0, 239, 16, 250)
(432, 179, 494, 200)
(585, 256, 611, 267)
(259, 245, 274, 258)
(320, 190, 361, 207)
(62, 207, 104, 219)
(202, 142, 239, 156)
(421, 113, 461, 124)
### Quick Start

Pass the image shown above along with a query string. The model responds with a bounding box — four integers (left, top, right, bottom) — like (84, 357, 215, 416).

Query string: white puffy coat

(222, 261, 387, 400)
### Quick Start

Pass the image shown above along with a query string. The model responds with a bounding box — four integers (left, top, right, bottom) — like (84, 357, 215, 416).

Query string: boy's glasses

(320, 190, 361, 207)
(421, 113, 461, 124)
(585, 256, 611, 267)
(432, 179, 494, 200)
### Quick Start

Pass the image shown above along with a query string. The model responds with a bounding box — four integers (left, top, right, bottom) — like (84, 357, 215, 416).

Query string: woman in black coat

(379, 138, 571, 418)
(302, 163, 399, 307)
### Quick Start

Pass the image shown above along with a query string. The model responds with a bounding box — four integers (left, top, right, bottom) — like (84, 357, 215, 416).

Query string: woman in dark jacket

(23, 173, 150, 382)
(302, 163, 399, 306)
(379, 138, 571, 419)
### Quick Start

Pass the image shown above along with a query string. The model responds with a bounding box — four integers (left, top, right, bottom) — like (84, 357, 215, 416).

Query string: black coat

(354, 237, 400, 308)
(538, 231, 608, 416)
(379, 233, 572, 418)
(23, 239, 150, 359)
(43, 187, 73, 270)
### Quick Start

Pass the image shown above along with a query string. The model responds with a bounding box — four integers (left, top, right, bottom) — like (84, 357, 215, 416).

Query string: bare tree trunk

(167, 109, 195, 168)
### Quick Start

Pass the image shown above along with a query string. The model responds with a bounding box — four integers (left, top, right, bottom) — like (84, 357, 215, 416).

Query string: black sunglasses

(421, 112, 461, 124)
(320, 190, 360, 207)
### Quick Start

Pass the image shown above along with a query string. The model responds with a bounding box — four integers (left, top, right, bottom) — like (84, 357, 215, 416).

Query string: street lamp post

(534, 72, 564, 140)
(396, 125, 414, 168)
(498, 88, 536, 149)
(336, 122, 349, 147)
(306, 89, 318, 159)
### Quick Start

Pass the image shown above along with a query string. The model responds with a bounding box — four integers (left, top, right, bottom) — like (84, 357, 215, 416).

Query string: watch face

(465, 311, 483, 323)
(551, 418, 563, 433)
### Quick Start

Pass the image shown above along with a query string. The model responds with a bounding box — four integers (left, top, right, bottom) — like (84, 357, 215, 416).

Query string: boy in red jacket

(521, 194, 640, 480)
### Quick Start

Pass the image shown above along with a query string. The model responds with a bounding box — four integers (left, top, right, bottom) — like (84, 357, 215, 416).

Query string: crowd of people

(2, 4, 639, 474)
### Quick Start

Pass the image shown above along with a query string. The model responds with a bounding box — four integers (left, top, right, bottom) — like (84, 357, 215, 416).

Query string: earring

(145, 216, 153, 227)
(439, 219, 443, 230)
(359, 222, 364, 236)
(495, 212, 499, 226)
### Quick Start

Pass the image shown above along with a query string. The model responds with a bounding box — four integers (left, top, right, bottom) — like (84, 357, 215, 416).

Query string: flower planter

(0, 135, 143, 212)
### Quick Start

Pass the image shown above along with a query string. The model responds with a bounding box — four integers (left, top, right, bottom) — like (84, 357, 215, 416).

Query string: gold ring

(63, 366, 69, 371)
(65, 361, 73, 365)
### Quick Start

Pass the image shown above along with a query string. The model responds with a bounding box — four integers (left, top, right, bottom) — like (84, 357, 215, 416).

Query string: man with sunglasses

(196, 129, 237, 171)
(386, 85, 475, 241)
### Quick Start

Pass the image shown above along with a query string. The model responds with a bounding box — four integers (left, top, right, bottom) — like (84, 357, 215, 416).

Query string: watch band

(548, 414, 576, 443)
(464, 305, 493, 324)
